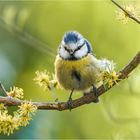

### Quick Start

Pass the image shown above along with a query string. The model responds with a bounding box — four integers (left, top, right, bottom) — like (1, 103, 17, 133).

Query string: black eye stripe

(64, 46, 71, 52)
(63, 41, 85, 53)
(74, 42, 85, 52)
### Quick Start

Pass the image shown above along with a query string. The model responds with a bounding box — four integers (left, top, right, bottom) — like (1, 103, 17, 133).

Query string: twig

(0, 51, 140, 111)
(0, 82, 7, 96)
(111, 0, 140, 24)
(0, 16, 56, 57)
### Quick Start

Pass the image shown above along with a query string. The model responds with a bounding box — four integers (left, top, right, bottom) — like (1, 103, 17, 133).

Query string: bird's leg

(92, 85, 99, 103)
(67, 89, 74, 111)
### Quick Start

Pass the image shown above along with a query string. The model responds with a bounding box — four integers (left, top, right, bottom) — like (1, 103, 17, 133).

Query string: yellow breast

(55, 54, 100, 91)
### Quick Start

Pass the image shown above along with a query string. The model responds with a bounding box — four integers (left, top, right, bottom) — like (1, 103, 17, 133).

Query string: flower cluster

(116, 4, 140, 24)
(0, 87, 37, 135)
(99, 70, 121, 88)
(7, 86, 24, 99)
(17, 101, 37, 127)
(97, 61, 121, 88)
(34, 70, 58, 91)
(0, 109, 19, 135)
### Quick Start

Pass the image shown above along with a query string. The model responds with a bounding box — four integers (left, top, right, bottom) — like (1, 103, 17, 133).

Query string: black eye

(74, 42, 85, 52)
(63, 46, 71, 53)
(77, 45, 82, 50)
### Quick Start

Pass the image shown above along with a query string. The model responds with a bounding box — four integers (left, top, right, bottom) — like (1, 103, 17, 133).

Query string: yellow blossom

(0, 114, 18, 135)
(18, 101, 37, 116)
(17, 101, 37, 127)
(99, 70, 121, 88)
(0, 99, 37, 135)
(34, 70, 58, 90)
(0, 103, 7, 110)
(7, 86, 24, 99)
(18, 115, 32, 127)
(116, 4, 140, 24)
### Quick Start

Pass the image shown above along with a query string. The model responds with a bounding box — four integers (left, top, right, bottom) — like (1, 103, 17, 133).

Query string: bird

(55, 31, 114, 109)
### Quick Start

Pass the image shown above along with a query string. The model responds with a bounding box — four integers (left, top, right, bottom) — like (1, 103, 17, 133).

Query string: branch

(0, 51, 140, 111)
(0, 16, 55, 57)
(111, 0, 140, 24)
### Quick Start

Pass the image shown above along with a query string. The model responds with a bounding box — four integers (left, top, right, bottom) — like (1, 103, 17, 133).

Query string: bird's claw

(93, 98, 99, 103)
(92, 85, 99, 103)
(67, 97, 73, 111)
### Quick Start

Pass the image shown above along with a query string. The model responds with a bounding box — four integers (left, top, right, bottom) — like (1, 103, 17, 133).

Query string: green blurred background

(0, 0, 140, 139)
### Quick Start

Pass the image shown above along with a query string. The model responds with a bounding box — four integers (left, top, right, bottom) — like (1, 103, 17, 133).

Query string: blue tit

(55, 31, 113, 108)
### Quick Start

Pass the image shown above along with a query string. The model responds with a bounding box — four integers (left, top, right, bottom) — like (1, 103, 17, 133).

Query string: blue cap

(63, 31, 82, 44)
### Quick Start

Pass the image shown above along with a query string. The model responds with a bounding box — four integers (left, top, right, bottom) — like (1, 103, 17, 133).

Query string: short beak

(70, 51, 74, 55)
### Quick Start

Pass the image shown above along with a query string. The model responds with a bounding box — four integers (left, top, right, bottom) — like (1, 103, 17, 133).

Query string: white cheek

(74, 44, 88, 58)
(59, 47, 70, 59)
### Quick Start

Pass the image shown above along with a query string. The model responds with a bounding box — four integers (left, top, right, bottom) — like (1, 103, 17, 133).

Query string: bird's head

(58, 31, 92, 60)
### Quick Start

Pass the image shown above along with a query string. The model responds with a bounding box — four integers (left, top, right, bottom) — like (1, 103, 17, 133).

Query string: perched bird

(55, 31, 114, 108)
